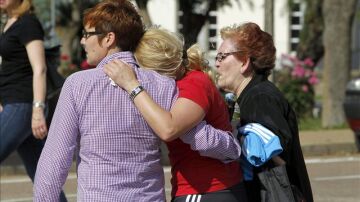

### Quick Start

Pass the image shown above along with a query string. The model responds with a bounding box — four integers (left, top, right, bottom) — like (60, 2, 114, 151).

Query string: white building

(140, 0, 304, 68)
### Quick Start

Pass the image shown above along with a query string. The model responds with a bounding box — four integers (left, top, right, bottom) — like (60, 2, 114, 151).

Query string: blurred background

(26, 0, 360, 129)
(1, 0, 360, 201)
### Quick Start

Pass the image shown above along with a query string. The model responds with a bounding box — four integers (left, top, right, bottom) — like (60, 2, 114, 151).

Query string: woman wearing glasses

(0, 0, 67, 200)
(104, 28, 247, 202)
(215, 22, 313, 202)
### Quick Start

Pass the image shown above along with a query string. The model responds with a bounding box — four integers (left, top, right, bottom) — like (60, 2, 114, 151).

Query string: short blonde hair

(12, 0, 33, 17)
(135, 28, 206, 80)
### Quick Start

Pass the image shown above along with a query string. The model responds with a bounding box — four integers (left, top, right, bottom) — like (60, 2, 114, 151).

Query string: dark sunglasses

(215, 51, 243, 62)
(82, 30, 103, 39)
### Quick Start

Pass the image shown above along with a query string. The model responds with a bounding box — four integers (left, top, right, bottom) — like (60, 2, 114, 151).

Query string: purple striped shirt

(34, 52, 177, 202)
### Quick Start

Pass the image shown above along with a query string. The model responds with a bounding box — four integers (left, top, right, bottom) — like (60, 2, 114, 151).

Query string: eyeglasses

(82, 30, 103, 39)
(215, 51, 243, 62)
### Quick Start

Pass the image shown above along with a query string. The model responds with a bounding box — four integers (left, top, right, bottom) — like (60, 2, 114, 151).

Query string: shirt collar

(96, 51, 138, 69)
(238, 73, 268, 102)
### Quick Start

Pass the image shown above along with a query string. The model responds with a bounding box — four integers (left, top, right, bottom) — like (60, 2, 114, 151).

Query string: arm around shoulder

(180, 121, 241, 162)
(133, 95, 205, 142)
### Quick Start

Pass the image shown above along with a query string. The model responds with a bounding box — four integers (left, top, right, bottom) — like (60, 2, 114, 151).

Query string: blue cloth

(239, 155, 254, 180)
(0, 103, 67, 202)
(238, 123, 283, 180)
(0, 103, 35, 162)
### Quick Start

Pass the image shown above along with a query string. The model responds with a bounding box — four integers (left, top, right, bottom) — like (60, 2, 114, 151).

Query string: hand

(0, 103, 3, 112)
(104, 59, 140, 93)
(32, 107, 48, 139)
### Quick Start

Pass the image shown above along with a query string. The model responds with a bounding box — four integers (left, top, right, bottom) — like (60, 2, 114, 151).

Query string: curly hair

(83, 0, 144, 51)
(220, 22, 276, 76)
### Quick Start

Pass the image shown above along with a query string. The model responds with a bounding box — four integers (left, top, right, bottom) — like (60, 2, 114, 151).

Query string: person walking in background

(0, 0, 67, 201)
(104, 28, 247, 202)
(215, 22, 313, 202)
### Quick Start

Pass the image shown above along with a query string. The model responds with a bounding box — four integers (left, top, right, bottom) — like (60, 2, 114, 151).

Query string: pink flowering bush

(276, 54, 319, 119)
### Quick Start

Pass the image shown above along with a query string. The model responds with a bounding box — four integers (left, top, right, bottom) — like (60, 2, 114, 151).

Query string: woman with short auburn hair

(216, 22, 313, 202)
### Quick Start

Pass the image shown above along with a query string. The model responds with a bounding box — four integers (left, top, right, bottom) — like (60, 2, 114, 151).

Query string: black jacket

(236, 73, 313, 202)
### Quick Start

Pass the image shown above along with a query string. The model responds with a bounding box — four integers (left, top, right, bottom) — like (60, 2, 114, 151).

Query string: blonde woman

(105, 28, 247, 202)
(0, 0, 67, 201)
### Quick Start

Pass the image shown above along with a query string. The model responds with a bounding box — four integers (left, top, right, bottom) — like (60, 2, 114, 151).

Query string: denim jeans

(0, 102, 67, 202)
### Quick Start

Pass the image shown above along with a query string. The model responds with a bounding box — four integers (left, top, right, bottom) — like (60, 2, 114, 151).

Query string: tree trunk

(135, 0, 152, 27)
(264, 0, 274, 37)
(321, 0, 357, 128)
(138, 9, 152, 27)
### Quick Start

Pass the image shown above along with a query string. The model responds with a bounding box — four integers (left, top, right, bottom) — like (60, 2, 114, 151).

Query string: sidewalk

(1, 129, 358, 175)
(299, 128, 358, 156)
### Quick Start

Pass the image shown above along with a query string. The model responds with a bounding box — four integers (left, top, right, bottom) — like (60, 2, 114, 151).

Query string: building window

(178, 2, 217, 51)
(290, 1, 303, 52)
(208, 3, 217, 51)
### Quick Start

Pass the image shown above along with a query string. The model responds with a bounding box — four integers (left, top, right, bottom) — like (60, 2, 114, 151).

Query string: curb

(301, 143, 358, 157)
(299, 129, 358, 156)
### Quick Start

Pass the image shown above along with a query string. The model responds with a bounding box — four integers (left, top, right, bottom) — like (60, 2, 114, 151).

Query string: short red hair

(220, 22, 276, 76)
(83, 0, 144, 51)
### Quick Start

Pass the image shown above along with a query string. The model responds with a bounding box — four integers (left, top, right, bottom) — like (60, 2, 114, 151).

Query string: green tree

(33, 0, 57, 46)
(296, 0, 324, 65)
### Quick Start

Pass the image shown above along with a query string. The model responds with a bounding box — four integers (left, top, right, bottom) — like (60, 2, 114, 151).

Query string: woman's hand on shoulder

(31, 108, 48, 139)
(104, 59, 140, 93)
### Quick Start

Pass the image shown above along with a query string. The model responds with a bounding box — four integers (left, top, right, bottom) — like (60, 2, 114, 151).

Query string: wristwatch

(129, 85, 144, 101)
(32, 101, 45, 109)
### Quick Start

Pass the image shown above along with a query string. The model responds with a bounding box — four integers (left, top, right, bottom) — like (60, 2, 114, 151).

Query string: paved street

(305, 155, 360, 202)
(1, 154, 360, 202)
(0, 167, 172, 202)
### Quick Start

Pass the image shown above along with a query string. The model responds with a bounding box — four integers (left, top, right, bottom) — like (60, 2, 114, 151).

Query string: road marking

(305, 156, 360, 164)
(0, 168, 171, 184)
(0, 198, 32, 202)
(1, 194, 77, 202)
(313, 175, 360, 181)
(0, 174, 77, 184)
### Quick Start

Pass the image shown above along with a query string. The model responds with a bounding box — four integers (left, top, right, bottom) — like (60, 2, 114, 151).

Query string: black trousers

(172, 182, 248, 202)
